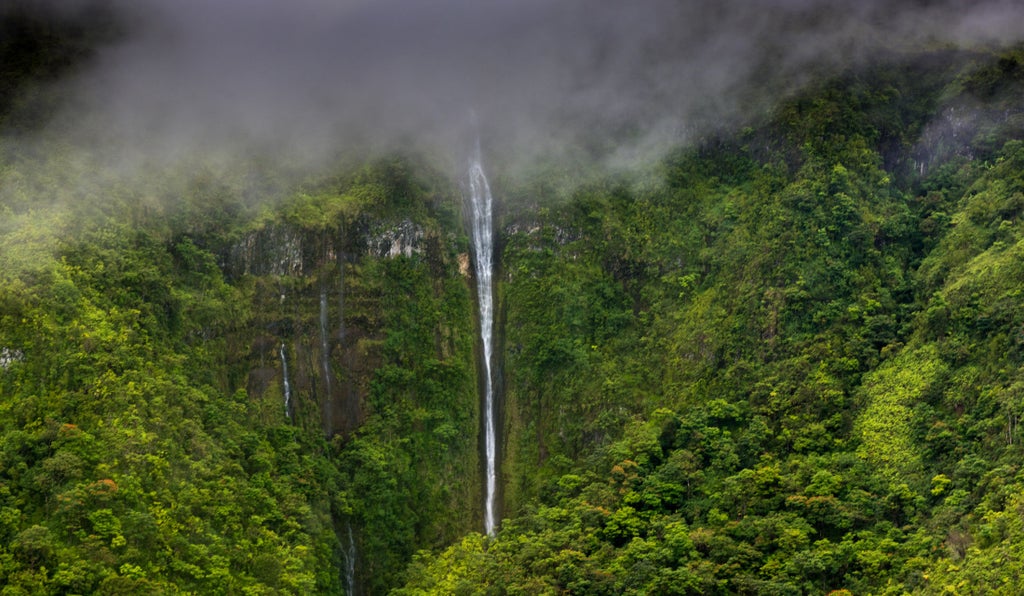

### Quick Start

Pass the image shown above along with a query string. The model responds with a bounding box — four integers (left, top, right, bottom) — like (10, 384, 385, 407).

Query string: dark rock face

(367, 219, 425, 259)
(225, 218, 437, 438)
(225, 225, 305, 278)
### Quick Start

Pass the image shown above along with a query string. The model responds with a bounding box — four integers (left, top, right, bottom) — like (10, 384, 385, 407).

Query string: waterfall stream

(318, 288, 337, 437)
(319, 290, 333, 400)
(469, 139, 498, 535)
(280, 343, 292, 420)
(343, 522, 357, 595)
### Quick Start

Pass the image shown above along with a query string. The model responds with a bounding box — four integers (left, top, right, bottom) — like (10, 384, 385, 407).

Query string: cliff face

(225, 210, 467, 432)
(212, 164, 483, 593)
(0, 154, 485, 594)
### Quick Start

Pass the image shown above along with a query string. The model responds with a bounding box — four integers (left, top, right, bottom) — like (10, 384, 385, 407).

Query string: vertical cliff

(216, 158, 481, 593)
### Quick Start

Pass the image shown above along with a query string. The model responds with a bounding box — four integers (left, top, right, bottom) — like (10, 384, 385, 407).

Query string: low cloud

(16, 0, 1024, 187)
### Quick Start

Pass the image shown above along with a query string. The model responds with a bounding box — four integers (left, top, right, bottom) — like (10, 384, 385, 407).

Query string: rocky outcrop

(225, 224, 305, 277)
(367, 219, 425, 259)
(0, 347, 23, 369)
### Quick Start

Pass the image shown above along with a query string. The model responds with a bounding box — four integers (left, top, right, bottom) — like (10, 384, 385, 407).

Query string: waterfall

(338, 261, 347, 344)
(319, 289, 334, 436)
(320, 290, 332, 391)
(469, 138, 498, 535)
(280, 343, 292, 420)
(343, 522, 357, 595)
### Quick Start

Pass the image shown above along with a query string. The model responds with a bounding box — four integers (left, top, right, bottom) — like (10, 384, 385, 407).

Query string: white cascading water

(343, 522, 357, 595)
(469, 139, 498, 535)
(319, 290, 333, 400)
(280, 343, 292, 419)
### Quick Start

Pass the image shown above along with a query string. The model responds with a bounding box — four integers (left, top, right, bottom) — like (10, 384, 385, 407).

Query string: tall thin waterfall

(280, 343, 292, 419)
(319, 288, 335, 438)
(469, 139, 498, 535)
(319, 290, 333, 409)
(343, 522, 357, 595)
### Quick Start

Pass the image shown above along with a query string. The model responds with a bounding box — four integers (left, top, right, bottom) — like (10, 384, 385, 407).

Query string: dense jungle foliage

(3, 5, 1024, 594)
(398, 47, 1024, 594)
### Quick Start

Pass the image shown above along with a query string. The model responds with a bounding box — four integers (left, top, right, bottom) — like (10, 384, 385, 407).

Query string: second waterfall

(468, 140, 498, 536)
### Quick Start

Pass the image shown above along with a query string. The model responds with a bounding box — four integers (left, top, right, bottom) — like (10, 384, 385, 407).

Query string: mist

(13, 0, 1024, 191)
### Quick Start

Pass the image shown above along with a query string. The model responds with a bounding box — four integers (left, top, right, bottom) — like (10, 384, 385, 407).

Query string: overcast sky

(22, 0, 1024, 180)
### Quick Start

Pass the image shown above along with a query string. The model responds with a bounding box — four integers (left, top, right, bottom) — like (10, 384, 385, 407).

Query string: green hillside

(399, 47, 1024, 594)
(2, 8, 1024, 593)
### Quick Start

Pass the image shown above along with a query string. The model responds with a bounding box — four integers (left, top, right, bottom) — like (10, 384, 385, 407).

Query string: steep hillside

(401, 46, 1024, 594)
(0, 156, 482, 593)
(3, 14, 1024, 595)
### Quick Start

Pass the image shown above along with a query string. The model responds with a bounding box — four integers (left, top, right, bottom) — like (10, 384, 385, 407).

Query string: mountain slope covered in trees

(2, 7, 1024, 593)
(397, 47, 1024, 594)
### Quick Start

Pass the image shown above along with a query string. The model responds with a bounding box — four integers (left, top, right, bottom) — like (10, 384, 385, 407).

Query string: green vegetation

(405, 47, 1024, 594)
(3, 21, 1024, 596)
